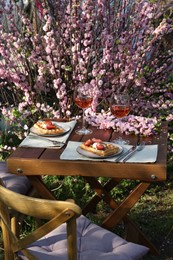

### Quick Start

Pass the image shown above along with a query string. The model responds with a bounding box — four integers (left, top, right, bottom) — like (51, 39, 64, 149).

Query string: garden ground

(133, 186, 173, 260)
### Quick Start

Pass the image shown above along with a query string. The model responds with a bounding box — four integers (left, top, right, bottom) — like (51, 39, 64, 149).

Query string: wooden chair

(0, 184, 149, 260)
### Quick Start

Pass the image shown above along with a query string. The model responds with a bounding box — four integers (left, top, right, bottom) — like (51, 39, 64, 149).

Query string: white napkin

(19, 121, 77, 149)
(60, 141, 158, 163)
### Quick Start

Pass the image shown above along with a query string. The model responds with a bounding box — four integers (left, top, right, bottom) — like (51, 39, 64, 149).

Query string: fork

(114, 145, 136, 162)
(43, 138, 65, 146)
(29, 135, 65, 146)
(122, 142, 145, 162)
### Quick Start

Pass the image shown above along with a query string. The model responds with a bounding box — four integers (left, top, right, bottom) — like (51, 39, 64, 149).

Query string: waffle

(33, 121, 64, 135)
(80, 140, 119, 156)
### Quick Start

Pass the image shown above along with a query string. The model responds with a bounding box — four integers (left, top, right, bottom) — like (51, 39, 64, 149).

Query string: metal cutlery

(122, 142, 145, 162)
(41, 138, 65, 146)
(114, 145, 136, 162)
(29, 135, 65, 146)
(20, 144, 64, 148)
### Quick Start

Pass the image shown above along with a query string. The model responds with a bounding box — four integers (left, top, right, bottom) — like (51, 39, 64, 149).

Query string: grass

(132, 188, 173, 259)
(131, 166, 173, 259)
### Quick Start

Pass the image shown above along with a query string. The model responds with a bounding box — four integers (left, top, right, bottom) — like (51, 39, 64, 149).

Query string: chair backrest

(0, 182, 82, 260)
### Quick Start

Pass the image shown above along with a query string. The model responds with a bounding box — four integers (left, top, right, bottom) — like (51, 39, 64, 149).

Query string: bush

(0, 0, 172, 163)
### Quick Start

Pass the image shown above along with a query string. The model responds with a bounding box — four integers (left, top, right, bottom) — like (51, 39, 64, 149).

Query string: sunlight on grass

(131, 187, 173, 259)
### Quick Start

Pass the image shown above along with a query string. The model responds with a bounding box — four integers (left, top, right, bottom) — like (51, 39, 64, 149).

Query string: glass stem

(82, 109, 86, 130)
(119, 118, 123, 140)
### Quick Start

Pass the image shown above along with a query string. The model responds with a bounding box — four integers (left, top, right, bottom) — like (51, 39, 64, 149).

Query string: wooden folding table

(7, 121, 168, 255)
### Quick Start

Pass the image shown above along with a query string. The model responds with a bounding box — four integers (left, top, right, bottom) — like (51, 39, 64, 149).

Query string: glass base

(112, 138, 129, 145)
(75, 127, 92, 135)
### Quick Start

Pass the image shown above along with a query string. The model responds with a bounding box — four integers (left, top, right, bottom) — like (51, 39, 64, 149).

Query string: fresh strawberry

(96, 143, 105, 150)
(84, 139, 94, 146)
(45, 121, 56, 129)
(92, 138, 102, 143)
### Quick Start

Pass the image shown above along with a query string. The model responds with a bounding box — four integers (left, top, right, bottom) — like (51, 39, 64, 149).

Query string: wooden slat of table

(9, 147, 44, 159)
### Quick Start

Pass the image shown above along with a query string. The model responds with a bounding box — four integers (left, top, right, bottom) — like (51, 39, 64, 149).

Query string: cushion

(0, 162, 32, 194)
(19, 215, 149, 260)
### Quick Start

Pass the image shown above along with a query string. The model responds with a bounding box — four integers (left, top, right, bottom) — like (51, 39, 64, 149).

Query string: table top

(7, 121, 168, 182)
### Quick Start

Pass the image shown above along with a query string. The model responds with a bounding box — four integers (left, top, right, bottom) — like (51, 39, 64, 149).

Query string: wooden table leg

(123, 217, 160, 255)
(102, 182, 150, 228)
(83, 177, 159, 255)
(28, 176, 56, 200)
(82, 177, 120, 215)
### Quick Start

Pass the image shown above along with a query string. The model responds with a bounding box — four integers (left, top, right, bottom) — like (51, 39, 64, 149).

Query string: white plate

(30, 122, 71, 137)
(76, 144, 123, 159)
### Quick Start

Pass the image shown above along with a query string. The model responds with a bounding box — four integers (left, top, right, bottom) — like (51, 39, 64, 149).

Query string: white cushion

(18, 215, 149, 259)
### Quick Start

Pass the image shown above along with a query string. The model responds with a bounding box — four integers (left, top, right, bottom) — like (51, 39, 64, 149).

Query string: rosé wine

(111, 105, 130, 118)
(75, 97, 93, 109)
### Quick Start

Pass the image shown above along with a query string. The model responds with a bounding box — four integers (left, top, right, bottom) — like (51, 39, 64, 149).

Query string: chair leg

(11, 215, 20, 238)
(1, 219, 14, 260)
(67, 218, 77, 260)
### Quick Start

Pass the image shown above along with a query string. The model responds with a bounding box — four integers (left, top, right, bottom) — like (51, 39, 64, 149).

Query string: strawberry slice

(45, 121, 56, 130)
(96, 143, 105, 150)
(84, 139, 94, 146)
(92, 138, 102, 143)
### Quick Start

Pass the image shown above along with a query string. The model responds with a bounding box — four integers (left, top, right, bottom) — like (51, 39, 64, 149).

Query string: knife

(20, 144, 64, 148)
(122, 143, 145, 162)
(114, 145, 136, 162)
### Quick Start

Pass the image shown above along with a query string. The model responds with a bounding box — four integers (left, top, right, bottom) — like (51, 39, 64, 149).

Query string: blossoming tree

(0, 0, 172, 162)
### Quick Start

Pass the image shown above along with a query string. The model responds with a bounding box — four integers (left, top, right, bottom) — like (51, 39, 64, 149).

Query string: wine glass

(110, 92, 130, 144)
(74, 85, 93, 135)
